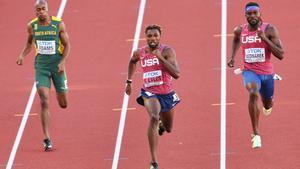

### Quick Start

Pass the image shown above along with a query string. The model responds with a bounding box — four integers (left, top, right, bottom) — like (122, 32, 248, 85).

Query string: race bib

(36, 40, 56, 55)
(143, 70, 163, 87)
(245, 48, 265, 63)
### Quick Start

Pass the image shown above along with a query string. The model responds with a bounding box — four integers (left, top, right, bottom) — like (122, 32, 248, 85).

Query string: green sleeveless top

(30, 16, 64, 68)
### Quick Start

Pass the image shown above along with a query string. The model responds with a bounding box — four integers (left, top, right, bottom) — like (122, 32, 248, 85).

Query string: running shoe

(273, 74, 282, 80)
(150, 162, 159, 169)
(158, 120, 165, 136)
(251, 135, 262, 149)
(263, 107, 272, 116)
(43, 138, 53, 151)
(234, 68, 243, 75)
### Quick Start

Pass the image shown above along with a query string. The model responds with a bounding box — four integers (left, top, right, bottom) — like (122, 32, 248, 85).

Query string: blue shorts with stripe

(136, 89, 180, 113)
(242, 70, 274, 99)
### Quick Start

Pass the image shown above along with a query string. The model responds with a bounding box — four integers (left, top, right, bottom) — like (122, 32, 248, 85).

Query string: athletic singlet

(241, 23, 273, 74)
(139, 45, 173, 94)
(30, 16, 64, 68)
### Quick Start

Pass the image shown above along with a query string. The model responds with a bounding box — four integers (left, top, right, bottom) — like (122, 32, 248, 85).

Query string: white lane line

(5, 1, 68, 169)
(220, 0, 227, 169)
(112, 108, 136, 111)
(111, 0, 147, 169)
(6, 83, 36, 169)
(57, 0, 68, 19)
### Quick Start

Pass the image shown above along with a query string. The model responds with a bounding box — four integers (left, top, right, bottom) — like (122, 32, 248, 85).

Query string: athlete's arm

(152, 47, 180, 79)
(17, 23, 34, 65)
(58, 21, 70, 73)
(258, 24, 284, 60)
(228, 26, 242, 67)
(125, 49, 140, 95)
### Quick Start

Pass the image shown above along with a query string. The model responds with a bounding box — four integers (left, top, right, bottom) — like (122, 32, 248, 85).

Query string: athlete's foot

(251, 134, 262, 149)
(158, 120, 165, 136)
(273, 73, 282, 80)
(43, 138, 53, 151)
(150, 162, 159, 169)
(263, 107, 272, 116)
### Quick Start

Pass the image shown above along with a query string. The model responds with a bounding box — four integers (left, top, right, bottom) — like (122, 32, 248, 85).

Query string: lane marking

(126, 38, 146, 42)
(56, 0, 68, 19)
(111, 1, 147, 169)
(212, 103, 235, 106)
(0, 164, 22, 167)
(112, 108, 136, 111)
(104, 157, 128, 161)
(5, 1, 68, 169)
(213, 33, 233, 37)
(220, 1, 227, 169)
(6, 83, 36, 169)
(14, 113, 38, 117)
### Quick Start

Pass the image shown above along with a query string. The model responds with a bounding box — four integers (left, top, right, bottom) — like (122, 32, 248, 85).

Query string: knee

(263, 99, 273, 109)
(39, 94, 49, 108)
(249, 92, 259, 101)
(150, 114, 160, 125)
(264, 105, 272, 109)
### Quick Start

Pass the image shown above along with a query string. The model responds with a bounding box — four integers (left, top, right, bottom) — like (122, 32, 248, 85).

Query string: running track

(0, 0, 299, 169)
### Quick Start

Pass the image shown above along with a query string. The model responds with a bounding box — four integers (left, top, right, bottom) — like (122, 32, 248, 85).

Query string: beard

(148, 42, 159, 49)
(248, 18, 260, 27)
(38, 15, 47, 21)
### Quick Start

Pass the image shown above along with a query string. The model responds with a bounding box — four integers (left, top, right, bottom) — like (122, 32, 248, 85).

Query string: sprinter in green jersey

(16, 0, 70, 151)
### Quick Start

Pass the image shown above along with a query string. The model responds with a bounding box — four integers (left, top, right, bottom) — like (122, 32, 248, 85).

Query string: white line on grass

(5, 1, 68, 168)
(111, 0, 147, 169)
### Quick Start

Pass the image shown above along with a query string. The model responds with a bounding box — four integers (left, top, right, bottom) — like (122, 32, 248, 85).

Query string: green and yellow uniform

(31, 16, 68, 93)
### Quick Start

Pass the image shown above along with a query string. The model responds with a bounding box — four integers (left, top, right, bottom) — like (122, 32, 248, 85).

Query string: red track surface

(0, 0, 299, 169)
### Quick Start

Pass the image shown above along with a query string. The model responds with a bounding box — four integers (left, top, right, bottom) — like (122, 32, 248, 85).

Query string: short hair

(35, 0, 48, 9)
(245, 2, 260, 9)
(36, 0, 48, 5)
(145, 24, 162, 35)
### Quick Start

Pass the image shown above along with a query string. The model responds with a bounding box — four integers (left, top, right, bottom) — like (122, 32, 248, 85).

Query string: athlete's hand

(151, 49, 164, 60)
(125, 83, 132, 95)
(227, 58, 235, 67)
(257, 28, 267, 41)
(16, 56, 24, 65)
(58, 61, 66, 73)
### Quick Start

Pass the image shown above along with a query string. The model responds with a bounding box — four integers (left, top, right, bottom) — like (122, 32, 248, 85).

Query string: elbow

(277, 51, 284, 60)
(279, 56, 284, 60)
(173, 73, 180, 79)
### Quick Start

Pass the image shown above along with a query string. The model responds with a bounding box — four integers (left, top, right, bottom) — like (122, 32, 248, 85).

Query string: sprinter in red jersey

(125, 24, 180, 169)
(228, 2, 284, 149)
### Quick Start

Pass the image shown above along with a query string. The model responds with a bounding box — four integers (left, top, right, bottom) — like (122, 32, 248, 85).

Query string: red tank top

(241, 23, 273, 74)
(139, 45, 173, 94)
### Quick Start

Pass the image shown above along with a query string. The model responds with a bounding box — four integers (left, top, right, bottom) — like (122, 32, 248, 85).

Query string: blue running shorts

(136, 89, 180, 113)
(242, 70, 274, 99)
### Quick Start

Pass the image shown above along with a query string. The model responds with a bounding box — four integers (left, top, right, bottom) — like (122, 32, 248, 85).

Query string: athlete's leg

(243, 70, 261, 135)
(246, 82, 260, 135)
(143, 97, 161, 164)
(262, 98, 273, 109)
(56, 92, 68, 108)
(160, 109, 174, 133)
(37, 87, 51, 139)
(260, 74, 275, 114)
(52, 70, 68, 108)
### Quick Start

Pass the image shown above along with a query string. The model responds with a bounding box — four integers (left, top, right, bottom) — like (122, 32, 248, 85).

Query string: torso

(31, 16, 63, 68)
(139, 45, 173, 94)
(241, 22, 273, 74)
